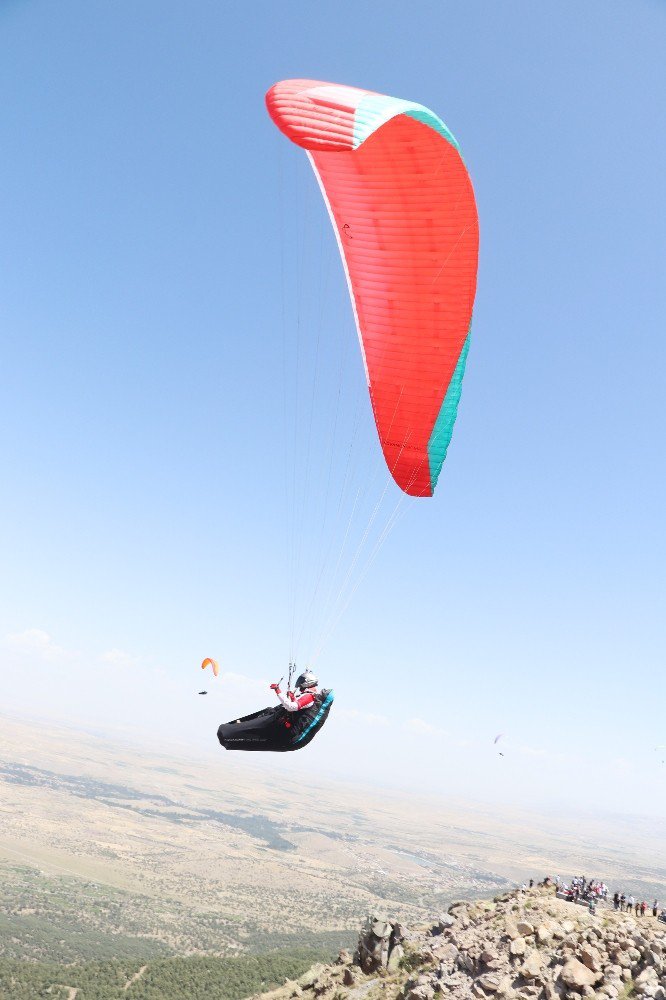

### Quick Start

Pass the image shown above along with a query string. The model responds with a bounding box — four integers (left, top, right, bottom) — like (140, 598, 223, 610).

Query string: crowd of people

(530, 875, 666, 923)
(611, 893, 663, 919)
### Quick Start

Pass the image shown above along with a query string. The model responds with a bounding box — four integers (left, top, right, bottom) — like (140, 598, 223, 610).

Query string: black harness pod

(217, 689, 334, 752)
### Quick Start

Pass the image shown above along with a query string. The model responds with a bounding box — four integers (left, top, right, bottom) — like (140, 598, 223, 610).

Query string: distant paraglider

(201, 657, 219, 678)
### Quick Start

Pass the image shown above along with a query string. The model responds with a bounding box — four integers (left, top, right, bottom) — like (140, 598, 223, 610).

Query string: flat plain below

(0, 711, 664, 963)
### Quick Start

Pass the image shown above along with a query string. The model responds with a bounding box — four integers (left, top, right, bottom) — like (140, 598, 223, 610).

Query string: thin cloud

(100, 648, 143, 668)
(5, 628, 67, 661)
(337, 707, 390, 727)
(403, 717, 447, 737)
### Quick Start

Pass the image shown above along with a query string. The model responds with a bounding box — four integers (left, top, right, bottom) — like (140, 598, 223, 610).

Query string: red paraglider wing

(267, 80, 479, 497)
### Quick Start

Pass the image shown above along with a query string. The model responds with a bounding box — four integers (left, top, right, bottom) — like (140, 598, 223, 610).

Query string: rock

(480, 950, 499, 966)
(517, 923, 535, 937)
(297, 965, 327, 989)
(337, 950, 352, 965)
(520, 951, 544, 980)
(560, 958, 602, 991)
(580, 946, 602, 972)
(506, 921, 522, 941)
(437, 944, 459, 974)
(343, 969, 356, 987)
(433, 915, 455, 934)
(562, 922, 576, 936)
(537, 925, 553, 944)
(458, 952, 476, 974)
(510, 938, 527, 957)
(406, 988, 435, 1000)
(441, 974, 462, 988)
(373, 920, 392, 939)
(477, 974, 503, 993)
(387, 945, 404, 973)
(635, 969, 659, 995)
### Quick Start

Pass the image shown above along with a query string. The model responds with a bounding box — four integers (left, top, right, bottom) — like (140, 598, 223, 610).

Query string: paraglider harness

(217, 662, 334, 753)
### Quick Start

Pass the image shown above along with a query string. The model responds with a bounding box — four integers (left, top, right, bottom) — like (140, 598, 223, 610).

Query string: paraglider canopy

(201, 657, 219, 678)
(267, 79, 479, 497)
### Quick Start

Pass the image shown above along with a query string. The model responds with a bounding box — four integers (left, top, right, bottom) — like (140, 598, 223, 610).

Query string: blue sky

(1, 0, 665, 816)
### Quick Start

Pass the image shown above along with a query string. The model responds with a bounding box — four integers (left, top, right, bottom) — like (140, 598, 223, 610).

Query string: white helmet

(295, 670, 318, 691)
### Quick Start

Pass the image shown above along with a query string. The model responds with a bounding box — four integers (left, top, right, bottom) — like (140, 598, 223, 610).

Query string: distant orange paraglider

(201, 657, 219, 678)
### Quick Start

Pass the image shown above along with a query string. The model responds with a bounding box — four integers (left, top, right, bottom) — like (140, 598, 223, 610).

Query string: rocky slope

(255, 886, 666, 1000)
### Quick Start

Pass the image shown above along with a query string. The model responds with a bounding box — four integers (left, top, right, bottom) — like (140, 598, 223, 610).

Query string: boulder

(477, 974, 503, 993)
(373, 920, 392, 940)
(458, 952, 477, 974)
(437, 944, 459, 974)
(297, 965, 327, 989)
(634, 968, 659, 995)
(406, 987, 435, 1000)
(517, 923, 535, 937)
(537, 925, 553, 944)
(580, 946, 602, 972)
(559, 959, 602, 991)
(520, 951, 544, 981)
(343, 969, 356, 987)
(510, 938, 527, 957)
(387, 945, 404, 973)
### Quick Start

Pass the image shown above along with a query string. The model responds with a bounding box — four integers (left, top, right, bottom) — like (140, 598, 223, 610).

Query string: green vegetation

(0, 948, 331, 1000)
(0, 865, 354, 964)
